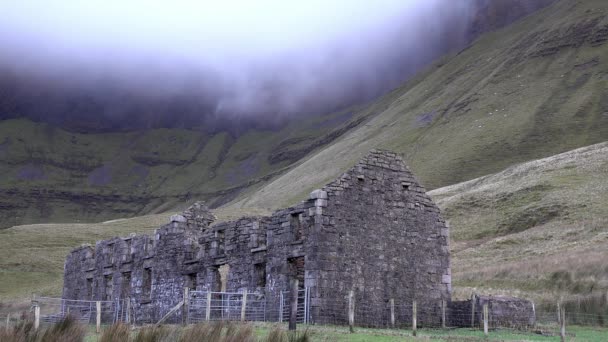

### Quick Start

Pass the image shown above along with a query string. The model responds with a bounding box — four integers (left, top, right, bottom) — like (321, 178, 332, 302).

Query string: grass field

(78, 323, 608, 342)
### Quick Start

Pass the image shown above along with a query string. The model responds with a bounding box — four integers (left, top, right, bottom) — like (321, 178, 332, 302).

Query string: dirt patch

(415, 110, 438, 127)
(88, 164, 113, 186)
(16, 163, 46, 181)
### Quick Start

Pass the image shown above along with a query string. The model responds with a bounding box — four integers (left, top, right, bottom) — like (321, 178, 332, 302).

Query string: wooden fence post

(96, 301, 101, 334)
(205, 292, 212, 321)
(182, 287, 189, 326)
(560, 307, 566, 342)
(412, 300, 417, 337)
(241, 289, 248, 322)
(557, 302, 561, 325)
(126, 298, 131, 324)
(34, 305, 40, 331)
(390, 299, 395, 328)
(483, 303, 489, 337)
(441, 300, 446, 329)
(289, 280, 299, 331)
(6, 313, 10, 330)
(471, 293, 476, 328)
(348, 290, 355, 333)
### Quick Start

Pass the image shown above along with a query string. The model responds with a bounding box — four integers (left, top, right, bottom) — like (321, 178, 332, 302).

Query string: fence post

(182, 287, 189, 326)
(6, 313, 10, 330)
(441, 299, 446, 328)
(289, 280, 299, 331)
(557, 302, 561, 325)
(96, 301, 101, 334)
(390, 298, 395, 328)
(412, 300, 417, 337)
(483, 303, 488, 337)
(560, 307, 566, 342)
(241, 289, 248, 322)
(471, 293, 476, 328)
(205, 292, 212, 321)
(126, 298, 131, 324)
(279, 292, 284, 323)
(34, 304, 40, 331)
(348, 290, 355, 333)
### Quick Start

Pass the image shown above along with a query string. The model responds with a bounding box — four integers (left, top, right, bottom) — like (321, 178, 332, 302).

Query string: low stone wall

(449, 295, 535, 329)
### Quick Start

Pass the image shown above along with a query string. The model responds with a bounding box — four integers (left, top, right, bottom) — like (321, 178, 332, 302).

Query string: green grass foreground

(81, 323, 608, 342)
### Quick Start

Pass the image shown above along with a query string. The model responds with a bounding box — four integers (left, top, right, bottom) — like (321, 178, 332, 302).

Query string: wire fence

(14, 290, 606, 340)
(31, 296, 128, 326)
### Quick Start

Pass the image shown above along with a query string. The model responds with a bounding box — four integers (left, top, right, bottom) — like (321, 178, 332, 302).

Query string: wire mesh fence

(21, 290, 607, 340)
(32, 296, 128, 326)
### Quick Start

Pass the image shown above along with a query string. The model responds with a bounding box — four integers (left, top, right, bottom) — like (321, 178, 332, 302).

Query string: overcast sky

(0, 0, 476, 121)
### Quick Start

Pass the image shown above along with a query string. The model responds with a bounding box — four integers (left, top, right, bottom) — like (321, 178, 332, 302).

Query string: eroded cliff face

(468, 0, 558, 39)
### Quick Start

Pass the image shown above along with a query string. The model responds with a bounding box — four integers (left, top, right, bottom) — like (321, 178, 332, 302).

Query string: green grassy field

(79, 323, 608, 342)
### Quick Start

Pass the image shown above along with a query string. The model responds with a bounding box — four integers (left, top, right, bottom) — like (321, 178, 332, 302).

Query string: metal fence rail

(32, 297, 128, 325)
(25, 289, 607, 342)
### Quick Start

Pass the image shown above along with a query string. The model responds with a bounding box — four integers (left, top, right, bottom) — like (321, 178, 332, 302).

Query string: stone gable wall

(307, 149, 451, 326)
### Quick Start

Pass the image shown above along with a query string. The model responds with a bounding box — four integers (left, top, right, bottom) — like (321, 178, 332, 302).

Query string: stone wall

(62, 149, 452, 326)
(306, 150, 451, 326)
(448, 295, 536, 328)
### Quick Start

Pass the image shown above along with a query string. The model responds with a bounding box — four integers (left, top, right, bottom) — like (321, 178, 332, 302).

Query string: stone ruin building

(62, 149, 533, 327)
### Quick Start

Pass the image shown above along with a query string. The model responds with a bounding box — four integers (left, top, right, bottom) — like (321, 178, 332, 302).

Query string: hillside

(0, 0, 561, 228)
(1, 142, 605, 304)
(228, 0, 608, 210)
(0, 106, 369, 228)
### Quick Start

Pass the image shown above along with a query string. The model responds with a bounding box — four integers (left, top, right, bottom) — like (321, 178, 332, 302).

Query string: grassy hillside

(229, 0, 608, 211)
(1, 142, 606, 305)
(0, 105, 369, 228)
(431, 142, 608, 302)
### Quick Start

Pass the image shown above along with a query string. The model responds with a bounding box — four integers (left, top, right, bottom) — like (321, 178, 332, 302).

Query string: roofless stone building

(63, 150, 452, 325)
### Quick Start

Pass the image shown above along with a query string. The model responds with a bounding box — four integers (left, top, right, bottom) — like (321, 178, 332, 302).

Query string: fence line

(24, 291, 607, 340)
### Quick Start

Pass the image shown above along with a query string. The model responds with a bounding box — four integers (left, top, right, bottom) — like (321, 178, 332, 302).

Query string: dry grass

(430, 143, 608, 305)
(0, 315, 86, 342)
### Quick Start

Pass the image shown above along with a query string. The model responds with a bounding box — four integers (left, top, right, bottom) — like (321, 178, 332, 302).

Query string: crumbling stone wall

(448, 295, 536, 328)
(62, 149, 452, 326)
(306, 150, 451, 326)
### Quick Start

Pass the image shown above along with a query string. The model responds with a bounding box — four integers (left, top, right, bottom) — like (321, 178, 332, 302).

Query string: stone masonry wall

(62, 149, 452, 327)
(306, 149, 451, 326)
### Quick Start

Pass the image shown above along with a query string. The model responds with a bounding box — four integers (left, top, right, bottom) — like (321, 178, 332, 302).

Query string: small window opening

(144, 237, 154, 254)
(216, 230, 225, 255)
(103, 275, 113, 300)
(185, 273, 197, 291)
(86, 278, 93, 300)
(107, 243, 115, 265)
(254, 263, 266, 288)
(121, 272, 131, 298)
(143, 268, 152, 298)
(291, 214, 302, 241)
(288, 257, 305, 289)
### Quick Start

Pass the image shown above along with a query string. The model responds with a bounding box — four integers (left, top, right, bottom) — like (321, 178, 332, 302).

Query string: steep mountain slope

(0, 107, 369, 228)
(229, 0, 608, 210)
(1, 143, 605, 303)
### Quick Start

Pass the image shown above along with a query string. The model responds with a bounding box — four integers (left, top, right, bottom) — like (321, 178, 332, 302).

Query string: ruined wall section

(62, 202, 215, 323)
(308, 149, 451, 326)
